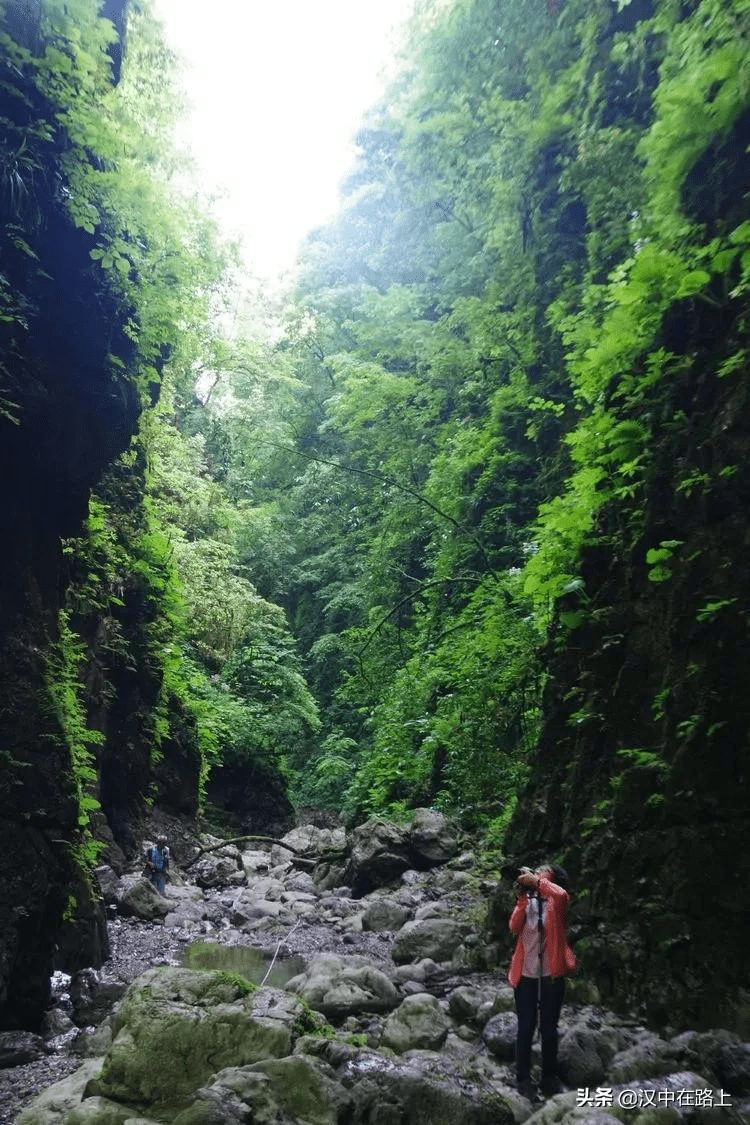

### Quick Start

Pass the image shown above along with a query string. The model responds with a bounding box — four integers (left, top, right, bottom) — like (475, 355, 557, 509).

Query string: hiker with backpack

(508, 864, 576, 1100)
(145, 834, 170, 896)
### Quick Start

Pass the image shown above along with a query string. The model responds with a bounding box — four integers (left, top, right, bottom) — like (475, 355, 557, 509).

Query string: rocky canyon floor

(3, 814, 749, 1124)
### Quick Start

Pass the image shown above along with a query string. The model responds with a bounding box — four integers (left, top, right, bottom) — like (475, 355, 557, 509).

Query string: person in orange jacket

(508, 864, 576, 1098)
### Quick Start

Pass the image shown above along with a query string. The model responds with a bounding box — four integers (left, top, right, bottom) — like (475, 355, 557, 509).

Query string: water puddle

(183, 941, 306, 988)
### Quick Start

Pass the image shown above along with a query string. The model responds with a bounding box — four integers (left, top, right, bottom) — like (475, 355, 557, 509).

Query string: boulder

(609, 1031, 682, 1084)
(285, 871, 316, 894)
(231, 897, 286, 926)
(557, 1026, 615, 1087)
(285, 954, 399, 1018)
(312, 860, 348, 892)
(116, 877, 171, 921)
(407, 810, 459, 868)
(163, 900, 206, 930)
(41, 1007, 77, 1038)
(15, 1059, 104, 1125)
(391, 918, 467, 965)
(61, 1097, 143, 1124)
(345, 818, 413, 896)
(670, 1029, 750, 1095)
(69, 968, 127, 1028)
(279, 824, 345, 856)
(447, 985, 494, 1026)
(361, 897, 412, 933)
(241, 850, 272, 877)
(0, 1029, 48, 1067)
(328, 1047, 515, 1125)
(381, 993, 451, 1053)
(481, 1012, 517, 1061)
(84, 968, 304, 1118)
(191, 850, 247, 889)
(171, 1055, 339, 1125)
(392, 958, 441, 986)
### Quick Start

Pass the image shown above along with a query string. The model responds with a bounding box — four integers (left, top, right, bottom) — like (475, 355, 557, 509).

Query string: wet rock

(15, 1059, 104, 1125)
(557, 1026, 616, 1087)
(334, 1047, 516, 1125)
(345, 819, 413, 896)
(381, 993, 450, 1053)
(361, 897, 412, 933)
(481, 1011, 517, 1061)
(0, 1031, 48, 1068)
(407, 810, 459, 869)
(391, 918, 467, 964)
(69, 969, 127, 1028)
(171, 1055, 339, 1125)
(116, 877, 171, 921)
(286, 954, 399, 1018)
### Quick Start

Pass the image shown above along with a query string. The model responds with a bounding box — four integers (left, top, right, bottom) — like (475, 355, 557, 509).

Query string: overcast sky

(153, 0, 415, 280)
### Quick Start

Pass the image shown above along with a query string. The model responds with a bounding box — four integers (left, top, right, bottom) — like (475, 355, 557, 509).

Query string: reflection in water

(183, 941, 306, 988)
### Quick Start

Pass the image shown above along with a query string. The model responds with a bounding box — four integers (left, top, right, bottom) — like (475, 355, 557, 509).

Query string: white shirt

(520, 894, 550, 977)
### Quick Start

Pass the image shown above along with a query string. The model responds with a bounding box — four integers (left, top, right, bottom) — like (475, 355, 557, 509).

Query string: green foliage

(208, 970, 257, 997)
(45, 608, 105, 861)
(16, 0, 750, 848)
(646, 540, 683, 584)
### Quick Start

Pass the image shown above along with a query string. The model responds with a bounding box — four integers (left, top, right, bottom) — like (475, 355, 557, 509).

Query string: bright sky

(153, 0, 415, 281)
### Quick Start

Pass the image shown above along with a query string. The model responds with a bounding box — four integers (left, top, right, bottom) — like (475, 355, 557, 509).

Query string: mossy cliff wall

(0, 0, 146, 1029)
(506, 149, 750, 1032)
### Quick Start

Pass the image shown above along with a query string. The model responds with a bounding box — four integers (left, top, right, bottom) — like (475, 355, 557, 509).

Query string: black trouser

(514, 975, 565, 1080)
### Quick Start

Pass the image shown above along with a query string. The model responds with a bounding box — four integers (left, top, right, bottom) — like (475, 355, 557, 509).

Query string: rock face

(504, 119, 750, 1030)
(0, 0, 134, 1028)
(204, 761, 295, 840)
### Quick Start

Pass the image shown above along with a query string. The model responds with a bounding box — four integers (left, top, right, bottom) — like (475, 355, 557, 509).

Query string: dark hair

(550, 864, 570, 892)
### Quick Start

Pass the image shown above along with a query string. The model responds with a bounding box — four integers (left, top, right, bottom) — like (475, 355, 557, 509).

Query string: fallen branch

(181, 834, 307, 870)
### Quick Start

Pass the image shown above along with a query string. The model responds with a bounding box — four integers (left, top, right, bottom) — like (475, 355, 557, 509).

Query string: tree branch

(181, 834, 313, 870)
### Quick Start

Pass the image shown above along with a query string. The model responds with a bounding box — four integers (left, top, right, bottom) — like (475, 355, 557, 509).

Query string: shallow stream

(182, 941, 306, 988)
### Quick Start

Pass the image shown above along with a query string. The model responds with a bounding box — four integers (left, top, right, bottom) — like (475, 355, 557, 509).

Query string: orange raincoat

(508, 875, 576, 988)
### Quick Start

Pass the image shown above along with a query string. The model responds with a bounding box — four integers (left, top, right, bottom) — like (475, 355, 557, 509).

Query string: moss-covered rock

(285, 954, 399, 1018)
(84, 968, 304, 1118)
(172, 1055, 338, 1125)
(16, 1060, 104, 1125)
(381, 993, 450, 1053)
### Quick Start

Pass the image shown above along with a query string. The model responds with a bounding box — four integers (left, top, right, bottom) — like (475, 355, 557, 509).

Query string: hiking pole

(537, 890, 544, 1044)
